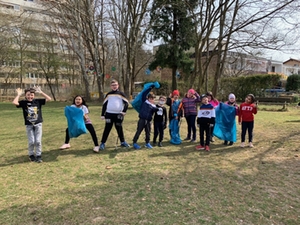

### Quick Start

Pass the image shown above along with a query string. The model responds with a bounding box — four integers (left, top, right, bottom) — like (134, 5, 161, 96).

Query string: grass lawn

(0, 101, 299, 225)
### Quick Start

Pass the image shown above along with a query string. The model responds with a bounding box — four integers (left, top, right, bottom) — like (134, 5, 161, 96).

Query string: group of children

(12, 80, 257, 163)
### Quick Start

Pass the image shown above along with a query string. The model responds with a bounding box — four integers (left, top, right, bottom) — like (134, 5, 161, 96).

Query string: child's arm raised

(12, 88, 23, 106)
(34, 86, 52, 101)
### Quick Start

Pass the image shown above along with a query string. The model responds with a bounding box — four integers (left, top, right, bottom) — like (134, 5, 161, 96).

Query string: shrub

(220, 74, 281, 101)
(286, 74, 300, 92)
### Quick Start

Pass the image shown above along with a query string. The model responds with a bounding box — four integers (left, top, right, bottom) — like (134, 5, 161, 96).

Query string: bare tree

(107, 0, 152, 97)
(26, 23, 65, 101)
(190, 0, 298, 96)
(43, 0, 93, 100)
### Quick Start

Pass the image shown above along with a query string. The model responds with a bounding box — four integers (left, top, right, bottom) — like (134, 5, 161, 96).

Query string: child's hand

(33, 85, 42, 93)
(16, 88, 23, 96)
(163, 123, 167, 130)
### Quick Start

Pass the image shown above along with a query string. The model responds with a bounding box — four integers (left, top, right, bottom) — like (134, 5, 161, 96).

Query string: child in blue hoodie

(132, 86, 161, 149)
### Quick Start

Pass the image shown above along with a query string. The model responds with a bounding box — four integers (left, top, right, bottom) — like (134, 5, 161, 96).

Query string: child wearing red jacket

(238, 94, 257, 148)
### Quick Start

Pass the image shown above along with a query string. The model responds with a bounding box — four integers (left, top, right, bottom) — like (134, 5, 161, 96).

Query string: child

(12, 86, 52, 163)
(206, 91, 219, 142)
(153, 96, 167, 147)
(196, 94, 215, 151)
(224, 93, 239, 145)
(178, 89, 201, 142)
(60, 95, 100, 152)
(166, 90, 182, 145)
(132, 86, 161, 149)
(238, 94, 257, 148)
(100, 79, 130, 150)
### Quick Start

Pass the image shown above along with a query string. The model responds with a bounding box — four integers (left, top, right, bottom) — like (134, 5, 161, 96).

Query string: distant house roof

(283, 58, 300, 64)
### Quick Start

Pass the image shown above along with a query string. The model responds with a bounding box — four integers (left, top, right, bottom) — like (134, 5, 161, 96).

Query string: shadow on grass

(0, 145, 153, 167)
(149, 141, 245, 158)
(0, 154, 35, 167)
(229, 130, 300, 172)
(1, 161, 299, 225)
(285, 120, 300, 123)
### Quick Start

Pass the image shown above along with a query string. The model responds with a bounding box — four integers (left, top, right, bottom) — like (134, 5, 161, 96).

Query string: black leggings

(65, 123, 99, 146)
(241, 121, 254, 143)
(153, 121, 164, 142)
(101, 113, 125, 143)
(185, 115, 196, 140)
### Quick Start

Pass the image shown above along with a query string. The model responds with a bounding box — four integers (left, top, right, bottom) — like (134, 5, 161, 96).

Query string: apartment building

(0, 0, 80, 97)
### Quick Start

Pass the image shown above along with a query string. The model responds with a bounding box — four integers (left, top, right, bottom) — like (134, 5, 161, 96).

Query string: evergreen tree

(149, 0, 197, 90)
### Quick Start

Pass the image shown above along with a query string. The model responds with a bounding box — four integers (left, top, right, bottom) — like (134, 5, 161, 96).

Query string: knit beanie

(228, 93, 236, 100)
(188, 89, 195, 95)
(172, 90, 180, 96)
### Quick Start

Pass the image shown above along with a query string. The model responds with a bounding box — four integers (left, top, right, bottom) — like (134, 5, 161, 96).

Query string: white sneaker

(240, 142, 245, 148)
(93, 146, 100, 153)
(249, 142, 254, 148)
(60, 143, 70, 149)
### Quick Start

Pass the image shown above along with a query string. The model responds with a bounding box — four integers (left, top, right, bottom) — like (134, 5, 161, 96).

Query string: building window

(271, 66, 275, 72)
(14, 5, 20, 11)
(26, 72, 36, 78)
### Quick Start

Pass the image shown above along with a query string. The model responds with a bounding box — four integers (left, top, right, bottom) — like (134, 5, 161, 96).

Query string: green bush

(286, 74, 300, 92)
(220, 74, 281, 101)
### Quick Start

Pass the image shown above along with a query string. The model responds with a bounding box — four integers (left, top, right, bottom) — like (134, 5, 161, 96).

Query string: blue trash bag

(213, 102, 237, 142)
(131, 81, 160, 113)
(64, 106, 87, 138)
(169, 119, 182, 145)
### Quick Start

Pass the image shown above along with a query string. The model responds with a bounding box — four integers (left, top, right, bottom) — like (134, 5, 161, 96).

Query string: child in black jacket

(153, 96, 167, 147)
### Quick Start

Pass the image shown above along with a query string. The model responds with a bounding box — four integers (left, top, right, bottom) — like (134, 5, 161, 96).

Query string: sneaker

(29, 155, 36, 162)
(195, 145, 205, 150)
(152, 142, 157, 146)
(60, 143, 70, 150)
(100, 143, 105, 150)
(36, 155, 43, 163)
(249, 142, 254, 148)
(93, 146, 100, 153)
(184, 137, 191, 141)
(224, 141, 228, 145)
(145, 143, 153, 149)
(205, 145, 210, 151)
(190, 139, 196, 143)
(133, 143, 141, 149)
(120, 142, 130, 147)
(240, 142, 245, 148)
(158, 142, 163, 147)
(229, 142, 233, 146)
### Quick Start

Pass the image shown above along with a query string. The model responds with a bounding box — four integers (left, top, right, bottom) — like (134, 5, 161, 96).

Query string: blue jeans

(26, 123, 43, 156)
